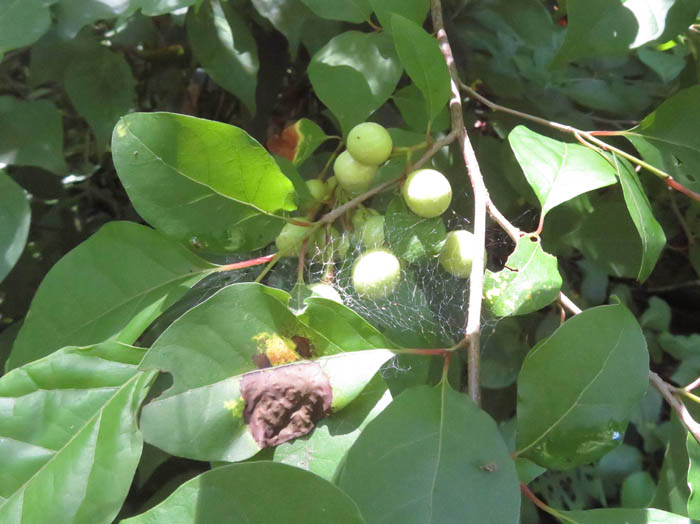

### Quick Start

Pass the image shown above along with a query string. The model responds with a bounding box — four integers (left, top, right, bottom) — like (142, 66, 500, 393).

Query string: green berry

(352, 248, 401, 299)
(346, 122, 393, 166)
(402, 168, 452, 218)
(275, 223, 315, 258)
(620, 471, 655, 508)
(334, 151, 377, 194)
(306, 179, 329, 202)
(439, 230, 482, 278)
(308, 282, 343, 303)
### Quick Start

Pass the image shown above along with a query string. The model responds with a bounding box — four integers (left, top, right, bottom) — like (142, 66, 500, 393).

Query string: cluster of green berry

(274, 122, 480, 301)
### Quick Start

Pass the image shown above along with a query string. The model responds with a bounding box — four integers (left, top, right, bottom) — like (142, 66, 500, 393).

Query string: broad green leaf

(8, 222, 216, 370)
(272, 373, 392, 481)
(114, 112, 296, 213)
(391, 14, 451, 121)
(300, 0, 371, 23)
(338, 383, 521, 524)
(137, 0, 198, 16)
(654, 415, 692, 515)
(561, 508, 698, 523)
(139, 349, 395, 462)
(55, 0, 132, 37)
(623, 86, 700, 194)
(516, 303, 649, 470)
(293, 118, 331, 165)
(308, 31, 402, 134)
(393, 84, 450, 133)
(251, 0, 313, 56)
(638, 47, 687, 83)
(187, 0, 259, 115)
(508, 126, 617, 221)
(688, 435, 700, 518)
(0, 171, 30, 283)
(370, 0, 429, 31)
(481, 318, 529, 389)
(121, 462, 366, 524)
(64, 46, 135, 149)
(612, 154, 666, 282)
(552, 0, 700, 67)
(0, 0, 58, 54)
(0, 341, 155, 523)
(385, 195, 446, 264)
(0, 96, 66, 173)
(483, 236, 562, 317)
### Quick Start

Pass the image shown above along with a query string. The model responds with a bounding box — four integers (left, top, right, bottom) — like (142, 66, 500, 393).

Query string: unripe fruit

(326, 176, 338, 191)
(306, 179, 329, 202)
(352, 248, 401, 299)
(402, 168, 452, 218)
(346, 122, 393, 166)
(621, 471, 655, 508)
(308, 282, 343, 303)
(439, 230, 482, 278)
(334, 151, 377, 194)
(275, 223, 315, 257)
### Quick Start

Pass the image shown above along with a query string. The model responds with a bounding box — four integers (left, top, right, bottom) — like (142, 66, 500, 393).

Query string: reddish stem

(667, 177, 700, 202)
(217, 254, 276, 272)
(587, 130, 622, 137)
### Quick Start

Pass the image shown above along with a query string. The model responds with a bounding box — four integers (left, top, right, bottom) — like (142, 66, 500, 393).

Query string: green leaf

(390, 14, 451, 121)
(393, 84, 450, 133)
(293, 118, 331, 166)
(370, 0, 429, 31)
(338, 383, 521, 524)
(515, 303, 649, 470)
(0, 0, 58, 54)
(308, 31, 402, 134)
(0, 96, 66, 173)
(8, 222, 216, 370)
(121, 462, 366, 523)
(688, 435, 700, 519)
(637, 47, 687, 83)
(623, 86, 700, 194)
(0, 171, 30, 283)
(551, 0, 700, 67)
(612, 154, 666, 282)
(300, 0, 371, 23)
(508, 125, 617, 221)
(654, 415, 692, 515)
(139, 349, 394, 462)
(114, 112, 296, 213)
(251, 0, 313, 57)
(481, 318, 530, 389)
(187, 0, 259, 115)
(0, 341, 155, 523)
(560, 508, 698, 524)
(137, 0, 199, 16)
(483, 237, 562, 317)
(385, 195, 446, 264)
(64, 46, 135, 149)
(272, 373, 392, 481)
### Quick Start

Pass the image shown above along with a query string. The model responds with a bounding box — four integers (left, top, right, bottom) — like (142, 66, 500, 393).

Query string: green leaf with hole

(391, 14, 451, 121)
(0, 171, 30, 283)
(385, 195, 446, 264)
(8, 222, 216, 370)
(516, 303, 649, 470)
(338, 382, 521, 524)
(612, 154, 666, 282)
(187, 0, 259, 115)
(623, 86, 700, 194)
(300, 0, 371, 23)
(508, 125, 617, 222)
(308, 31, 402, 134)
(121, 462, 366, 524)
(64, 46, 135, 149)
(370, 0, 429, 31)
(560, 508, 698, 524)
(0, 0, 58, 54)
(0, 96, 66, 173)
(112, 112, 290, 253)
(483, 237, 562, 317)
(139, 349, 394, 462)
(0, 340, 155, 523)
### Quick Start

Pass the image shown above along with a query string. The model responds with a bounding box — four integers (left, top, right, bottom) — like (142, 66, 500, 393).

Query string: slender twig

(431, 0, 487, 406)
(684, 376, 700, 393)
(650, 371, 700, 446)
(520, 484, 577, 524)
(216, 254, 276, 272)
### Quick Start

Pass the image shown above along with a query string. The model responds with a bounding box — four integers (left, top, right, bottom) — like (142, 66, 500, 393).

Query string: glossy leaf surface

(308, 31, 402, 133)
(561, 508, 698, 523)
(483, 237, 562, 317)
(508, 125, 617, 220)
(0, 341, 154, 523)
(0, 171, 30, 283)
(187, 0, 259, 114)
(0, 0, 57, 54)
(516, 303, 649, 470)
(370, 0, 429, 31)
(385, 196, 446, 264)
(121, 462, 366, 524)
(301, 0, 371, 23)
(391, 14, 451, 120)
(9, 222, 216, 369)
(339, 383, 521, 524)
